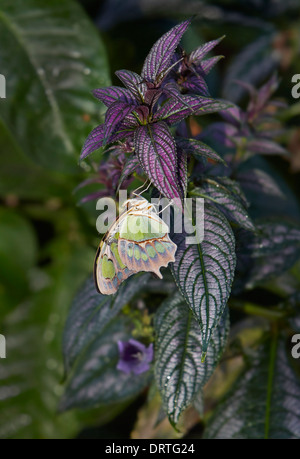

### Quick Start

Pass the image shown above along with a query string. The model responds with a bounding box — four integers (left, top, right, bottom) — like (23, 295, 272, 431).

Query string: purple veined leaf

(118, 112, 140, 131)
(236, 169, 285, 199)
(252, 120, 285, 139)
(175, 137, 226, 165)
(154, 293, 229, 425)
(170, 202, 236, 353)
(162, 80, 204, 110)
(132, 105, 150, 124)
(234, 220, 300, 292)
(79, 190, 108, 204)
(103, 101, 137, 144)
(180, 73, 210, 97)
(192, 179, 255, 231)
(117, 155, 140, 192)
(107, 114, 139, 144)
(106, 127, 135, 145)
(219, 104, 243, 127)
(222, 35, 279, 104)
(115, 70, 147, 102)
(175, 120, 189, 138)
(80, 124, 105, 160)
(155, 95, 231, 125)
(141, 18, 191, 83)
(200, 55, 224, 75)
(213, 176, 250, 208)
(134, 121, 182, 202)
(200, 122, 239, 148)
(177, 147, 188, 198)
(247, 73, 279, 119)
(246, 138, 289, 156)
(144, 86, 164, 109)
(189, 36, 225, 64)
(92, 86, 137, 107)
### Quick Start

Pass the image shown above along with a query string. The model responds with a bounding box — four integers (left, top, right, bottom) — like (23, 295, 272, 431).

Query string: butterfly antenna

(157, 199, 174, 215)
(132, 180, 151, 197)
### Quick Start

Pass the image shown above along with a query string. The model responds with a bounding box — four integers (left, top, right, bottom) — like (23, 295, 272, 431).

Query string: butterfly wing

(94, 232, 135, 295)
(118, 211, 177, 278)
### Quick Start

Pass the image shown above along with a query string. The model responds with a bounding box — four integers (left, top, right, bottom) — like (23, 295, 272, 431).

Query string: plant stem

(229, 300, 287, 321)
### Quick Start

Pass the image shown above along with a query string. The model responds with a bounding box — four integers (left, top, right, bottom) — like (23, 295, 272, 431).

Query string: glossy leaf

(193, 179, 255, 231)
(0, 209, 37, 307)
(0, 0, 110, 172)
(170, 203, 236, 352)
(203, 333, 300, 439)
(154, 293, 229, 424)
(134, 121, 182, 201)
(0, 244, 95, 439)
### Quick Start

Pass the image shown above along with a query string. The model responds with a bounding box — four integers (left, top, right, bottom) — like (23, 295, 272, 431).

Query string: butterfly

(94, 197, 177, 295)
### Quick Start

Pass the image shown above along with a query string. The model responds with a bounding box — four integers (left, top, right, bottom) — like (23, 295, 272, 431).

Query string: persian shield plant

(60, 18, 300, 437)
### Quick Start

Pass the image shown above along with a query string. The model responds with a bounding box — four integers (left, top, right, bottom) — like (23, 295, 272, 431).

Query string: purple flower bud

(117, 339, 153, 375)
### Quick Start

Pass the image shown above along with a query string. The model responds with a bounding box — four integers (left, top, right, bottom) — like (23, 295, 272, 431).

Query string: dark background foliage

(0, 0, 300, 439)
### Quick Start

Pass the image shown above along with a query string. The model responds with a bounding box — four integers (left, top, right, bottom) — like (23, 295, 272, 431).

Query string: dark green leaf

(63, 272, 151, 375)
(203, 333, 300, 439)
(0, 0, 110, 172)
(234, 219, 300, 292)
(0, 244, 95, 439)
(0, 208, 37, 305)
(60, 318, 151, 411)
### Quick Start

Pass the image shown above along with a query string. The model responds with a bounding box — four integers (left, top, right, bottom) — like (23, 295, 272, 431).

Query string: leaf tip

(201, 351, 207, 363)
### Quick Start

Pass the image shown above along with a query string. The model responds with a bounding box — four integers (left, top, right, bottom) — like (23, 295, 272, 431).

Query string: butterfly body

(94, 197, 177, 295)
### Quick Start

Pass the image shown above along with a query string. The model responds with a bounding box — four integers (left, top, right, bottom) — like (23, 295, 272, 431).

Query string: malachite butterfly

(94, 197, 177, 295)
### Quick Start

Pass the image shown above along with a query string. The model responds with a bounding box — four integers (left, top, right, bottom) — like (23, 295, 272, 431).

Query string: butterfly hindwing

(118, 211, 177, 278)
(118, 236, 176, 278)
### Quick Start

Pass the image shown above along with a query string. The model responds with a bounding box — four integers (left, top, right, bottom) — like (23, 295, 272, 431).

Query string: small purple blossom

(117, 339, 153, 375)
